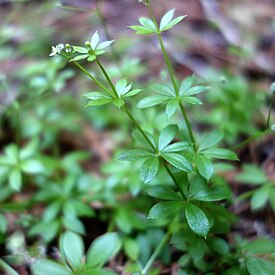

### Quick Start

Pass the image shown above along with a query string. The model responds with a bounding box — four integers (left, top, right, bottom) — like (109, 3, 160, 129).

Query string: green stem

(0, 258, 19, 275)
(71, 61, 114, 98)
(231, 131, 267, 151)
(95, 58, 119, 98)
(147, 4, 196, 149)
(162, 160, 186, 199)
(72, 60, 185, 198)
(266, 91, 274, 129)
(122, 107, 156, 151)
(141, 231, 171, 274)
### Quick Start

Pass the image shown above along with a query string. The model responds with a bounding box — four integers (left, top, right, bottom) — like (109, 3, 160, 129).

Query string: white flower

(49, 43, 65, 57)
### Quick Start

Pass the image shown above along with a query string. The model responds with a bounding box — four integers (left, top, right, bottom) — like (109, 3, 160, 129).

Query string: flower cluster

(49, 43, 72, 57)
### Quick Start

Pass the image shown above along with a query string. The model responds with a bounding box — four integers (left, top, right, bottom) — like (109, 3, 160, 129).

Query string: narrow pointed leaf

(162, 153, 193, 172)
(9, 169, 22, 191)
(137, 95, 168, 108)
(140, 157, 159, 183)
(139, 18, 156, 32)
(161, 15, 187, 32)
(162, 142, 190, 153)
(97, 40, 115, 50)
(118, 149, 152, 161)
(148, 201, 181, 219)
(182, 96, 203, 105)
(87, 232, 121, 267)
(60, 231, 84, 269)
(124, 89, 143, 97)
(73, 46, 88, 53)
(147, 185, 181, 200)
(129, 25, 155, 35)
(184, 86, 209, 96)
(179, 75, 195, 95)
(70, 54, 90, 62)
(84, 92, 113, 107)
(91, 31, 99, 50)
(31, 260, 71, 275)
(160, 9, 174, 31)
(185, 204, 209, 236)
(203, 148, 238, 160)
(166, 99, 179, 117)
(158, 125, 178, 151)
(195, 155, 213, 180)
(198, 131, 224, 151)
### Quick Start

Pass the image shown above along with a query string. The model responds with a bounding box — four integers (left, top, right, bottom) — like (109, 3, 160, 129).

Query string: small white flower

(49, 43, 65, 57)
(49, 46, 58, 57)
(56, 43, 65, 53)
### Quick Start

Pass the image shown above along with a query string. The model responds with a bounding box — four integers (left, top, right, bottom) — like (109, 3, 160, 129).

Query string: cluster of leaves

(236, 164, 275, 211)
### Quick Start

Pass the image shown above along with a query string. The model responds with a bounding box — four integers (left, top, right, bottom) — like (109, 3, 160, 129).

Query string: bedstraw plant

(42, 0, 275, 274)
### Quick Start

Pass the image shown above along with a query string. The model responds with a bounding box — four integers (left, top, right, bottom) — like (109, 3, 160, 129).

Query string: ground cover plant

(0, 0, 274, 274)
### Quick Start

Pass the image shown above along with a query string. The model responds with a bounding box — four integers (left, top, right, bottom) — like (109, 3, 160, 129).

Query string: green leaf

(21, 159, 44, 174)
(137, 95, 168, 108)
(139, 18, 156, 32)
(195, 155, 213, 180)
(129, 25, 155, 35)
(148, 201, 181, 219)
(0, 213, 7, 234)
(179, 76, 195, 96)
(124, 89, 143, 97)
(189, 184, 231, 202)
(9, 169, 22, 191)
(87, 55, 96, 62)
(31, 260, 71, 275)
(181, 96, 203, 105)
(207, 237, 229, 255)
(140, 157, 159, 183)
(73, 46, 88, 53)
(198, 131, 224, 151)
(43, 200, 62, 222)
(185, 204, 209, 236)
(118, 149, 152, 161)
(5, 144, 18, 163)
(59, 231, 84, 269)
(97, 40, 115, 50)
(84, 92, 113, 107)
(236, 164, 267, 185)
(160, 15, 187, 32)
(162, 142, 190, 153)
(63, 216, 85, 234)
(161, 153, 193, 172)
(19, 138, 39, 159)
(29, 221, 60, 243)
(70, 54, 89, 62)
(151, 83, 175, 96)
(147, 185, 181, 200)
(91, 31, 99, 50)
(116, 79, 129, 96)
(160, 9, 174, 31)
(203, 148, 238, 160)
(124, 238, 139, 261)
(112, 98, 125, 108)
(87, 232, 121, 268)
(166, 99, 179, 117)
(132, 129, 157, 149)
(251, 186, 270, 210)
(247, 258, 272, 275)
(158, 125, 178, 151)
(244, 239, 275, 254)
(184, 86, 209, 96)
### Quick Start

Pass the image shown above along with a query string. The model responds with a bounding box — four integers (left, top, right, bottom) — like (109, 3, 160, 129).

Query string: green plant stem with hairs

(146, 3, 196, 151)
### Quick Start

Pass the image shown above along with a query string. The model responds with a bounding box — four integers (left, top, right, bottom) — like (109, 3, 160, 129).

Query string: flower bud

(85, 41, 92, 48)
(65, 43, 72, 53)
(270, 124, 275, 133)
